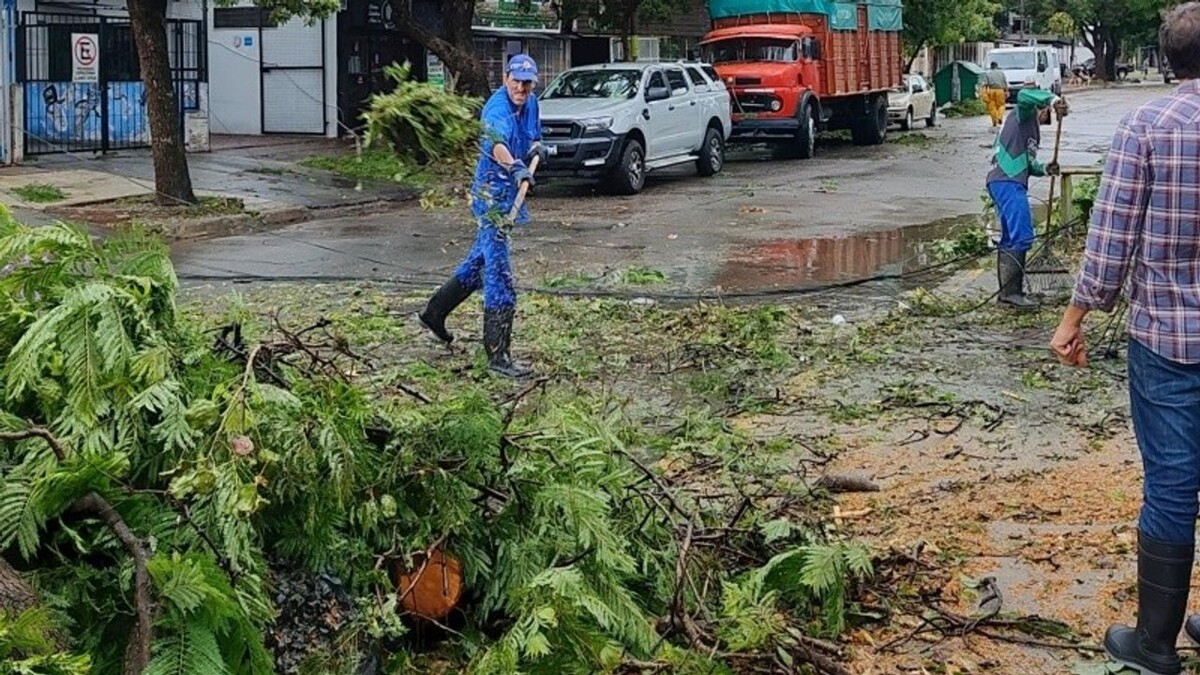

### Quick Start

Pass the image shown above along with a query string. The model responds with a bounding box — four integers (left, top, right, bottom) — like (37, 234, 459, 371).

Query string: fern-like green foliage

(361, 62, 482, 167)
(0, 212, 878, 674)
(0, 608, 92, 675)
(147, 553, 274, 675)
(755, 542, 875, 637)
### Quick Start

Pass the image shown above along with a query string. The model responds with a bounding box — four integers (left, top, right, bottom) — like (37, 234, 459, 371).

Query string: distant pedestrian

(416, 54, 548, 379)
(1051, 3, 1200, 674)
(986, 82, 1067, 309)
(982, 62, 1009, 128)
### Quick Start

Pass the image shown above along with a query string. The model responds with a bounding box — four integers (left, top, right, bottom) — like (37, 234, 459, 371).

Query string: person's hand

(526, 142, 550, 168)
(509, 160, 535, 188)
(1053, 98, 1069, 119)
(1046, 161, 1061, 176)
(1050, 320, 1087, 367)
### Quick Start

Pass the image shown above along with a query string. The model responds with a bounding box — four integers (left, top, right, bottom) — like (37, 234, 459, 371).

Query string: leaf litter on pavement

(181, 274, 1172, 674)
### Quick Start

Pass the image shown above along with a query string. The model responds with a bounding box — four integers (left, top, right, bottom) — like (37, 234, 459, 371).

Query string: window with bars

(473, 36, 569, 91)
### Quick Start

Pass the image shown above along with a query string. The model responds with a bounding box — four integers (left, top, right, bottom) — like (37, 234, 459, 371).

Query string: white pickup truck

(537, 62, 733, 195)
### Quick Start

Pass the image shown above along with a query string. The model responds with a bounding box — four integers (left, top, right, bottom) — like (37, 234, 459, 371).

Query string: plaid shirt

(1073, 80, 1200, 363)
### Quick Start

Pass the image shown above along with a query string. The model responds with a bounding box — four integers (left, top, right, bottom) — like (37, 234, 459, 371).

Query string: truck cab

(701, 0, 903, 160)
(703, 25, 823, 158)
(985, 46, 1063, 102)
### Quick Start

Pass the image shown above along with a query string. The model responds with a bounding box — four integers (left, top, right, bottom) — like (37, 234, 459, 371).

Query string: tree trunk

(127, 0, 196, 205)
(1087, 25, 1116, 81)
(0, 556, 39, 615)
(393, 0, 491, 98)
(905, 40, 927, 73)
(1103, 33, 1118, 82)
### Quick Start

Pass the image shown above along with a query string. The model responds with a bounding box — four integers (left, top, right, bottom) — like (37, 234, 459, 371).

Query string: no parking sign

(71, 33, 99, 83)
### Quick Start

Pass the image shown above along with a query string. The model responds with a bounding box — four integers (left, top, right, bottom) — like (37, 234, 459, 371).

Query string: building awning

(473, 26, 569, 40)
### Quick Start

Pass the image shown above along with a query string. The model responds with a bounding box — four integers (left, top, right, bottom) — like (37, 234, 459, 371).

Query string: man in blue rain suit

(417, 54, 548, 379)
(987, 81, 1068, 310)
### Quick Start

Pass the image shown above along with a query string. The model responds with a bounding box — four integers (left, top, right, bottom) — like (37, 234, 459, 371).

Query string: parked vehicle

(537, 62, 732, 195)
(985, 46, 1062, 102)
(887, 74, 936, 130)
(701, 0, 905, 159)
(1079, 57, 1134, 80)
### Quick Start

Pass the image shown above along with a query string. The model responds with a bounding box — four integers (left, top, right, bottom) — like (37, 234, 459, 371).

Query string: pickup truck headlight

(579, 116, 614, 133)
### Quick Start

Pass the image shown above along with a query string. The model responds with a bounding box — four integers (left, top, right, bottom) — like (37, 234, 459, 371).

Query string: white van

(984, 46, 1062, 103)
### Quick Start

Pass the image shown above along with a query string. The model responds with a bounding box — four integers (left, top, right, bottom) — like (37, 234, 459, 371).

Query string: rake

(1025, 109, 1078, 297)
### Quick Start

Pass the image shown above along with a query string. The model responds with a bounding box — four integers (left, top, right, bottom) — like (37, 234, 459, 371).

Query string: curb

(155, 197, 418, 242)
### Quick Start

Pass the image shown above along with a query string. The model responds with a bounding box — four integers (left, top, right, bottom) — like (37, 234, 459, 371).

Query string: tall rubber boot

(416, 277, 473, 345)
(1105, 532, 1193, 675)
(483, 307, 531, 379)
(997, 249, 1039, 310)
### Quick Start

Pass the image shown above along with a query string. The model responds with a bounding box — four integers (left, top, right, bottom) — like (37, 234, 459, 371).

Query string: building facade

(208, 1, 337, 136)
(3, 0, 209, 163)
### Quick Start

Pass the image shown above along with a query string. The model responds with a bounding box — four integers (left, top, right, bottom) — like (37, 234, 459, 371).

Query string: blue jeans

(1130, 338, 1200, 546)
(988, 181, 1035, 252)
(453, 223, 516, 310)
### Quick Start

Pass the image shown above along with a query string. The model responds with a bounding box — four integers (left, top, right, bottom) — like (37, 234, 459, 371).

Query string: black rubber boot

(997, 249, 1040, 310)
(416, 277, 473, 344)
(1186, 614, 1200, 647)
(483, 306, 531, 379)
(1104, 532, 1193, 675)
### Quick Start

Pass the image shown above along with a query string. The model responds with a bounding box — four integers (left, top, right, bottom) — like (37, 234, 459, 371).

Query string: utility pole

(1020, 0, 1026, 41)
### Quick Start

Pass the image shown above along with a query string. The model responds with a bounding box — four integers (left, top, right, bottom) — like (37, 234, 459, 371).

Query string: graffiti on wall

(23, 81, 150, 148)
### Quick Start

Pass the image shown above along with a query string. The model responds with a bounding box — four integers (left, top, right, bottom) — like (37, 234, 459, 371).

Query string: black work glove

(526, 142, 550, 167)
(1046, 162, 1061, 177)
(509, 160, 535, 188)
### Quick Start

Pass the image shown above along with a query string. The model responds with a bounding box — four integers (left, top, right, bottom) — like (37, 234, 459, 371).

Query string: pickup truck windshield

(542, 70, 641, 99)
(705, 38, 797, 64)
(989, 52, 1037, 70)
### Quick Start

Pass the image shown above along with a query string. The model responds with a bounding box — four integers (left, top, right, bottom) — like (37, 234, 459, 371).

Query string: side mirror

(1037, 62, 1047, 73)
(646, 86, 670, 102)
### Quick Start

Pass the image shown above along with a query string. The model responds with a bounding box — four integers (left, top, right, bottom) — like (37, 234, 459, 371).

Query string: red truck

(701, 0, 904, 158)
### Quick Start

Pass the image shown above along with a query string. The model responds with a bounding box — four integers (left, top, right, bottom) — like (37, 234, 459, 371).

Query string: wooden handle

(1045, 114, 1065, 230)
(508, 154, 541, 221)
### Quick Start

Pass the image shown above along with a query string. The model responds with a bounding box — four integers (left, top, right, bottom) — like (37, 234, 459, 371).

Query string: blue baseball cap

(507, 54, 539, 82)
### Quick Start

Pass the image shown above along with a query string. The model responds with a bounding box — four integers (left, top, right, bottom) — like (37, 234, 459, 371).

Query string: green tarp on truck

(708, 0, 835, 17)
(708, 0, 902, 30)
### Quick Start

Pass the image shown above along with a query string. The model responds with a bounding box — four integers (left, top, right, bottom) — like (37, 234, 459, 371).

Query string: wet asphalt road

(173, 85, 1171, 294)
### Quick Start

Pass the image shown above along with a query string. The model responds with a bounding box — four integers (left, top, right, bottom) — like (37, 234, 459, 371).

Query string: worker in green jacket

(986, 84, 1068, 309)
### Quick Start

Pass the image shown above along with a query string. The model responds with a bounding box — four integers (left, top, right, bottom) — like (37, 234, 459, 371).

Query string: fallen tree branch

(72, 493, 154, 675)
(1, 427, 155, 674)
(815, 474, 880, 494)
(0, 427, 67, 461)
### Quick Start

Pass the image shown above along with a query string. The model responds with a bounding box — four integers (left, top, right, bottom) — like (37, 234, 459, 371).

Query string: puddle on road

(715, 216, 980, 292)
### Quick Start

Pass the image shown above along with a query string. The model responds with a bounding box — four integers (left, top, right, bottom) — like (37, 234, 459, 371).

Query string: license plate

(740, 113, 758, 119)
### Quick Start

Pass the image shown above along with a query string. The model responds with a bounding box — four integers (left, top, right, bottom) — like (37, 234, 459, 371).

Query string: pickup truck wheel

(608, 139, 646, 195)
(696, 126, 724, 177)
(901, 108, 913, 131)
(851, 95, 887, 146)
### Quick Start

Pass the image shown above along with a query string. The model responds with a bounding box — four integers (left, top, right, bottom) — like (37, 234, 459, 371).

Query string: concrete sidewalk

(0, 134, 419, 234)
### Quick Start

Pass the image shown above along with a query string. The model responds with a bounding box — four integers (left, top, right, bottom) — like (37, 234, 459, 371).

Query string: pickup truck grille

(735, 77, 761, 85)
(732, 92, 778, 114)
(540, 122, 577, 140)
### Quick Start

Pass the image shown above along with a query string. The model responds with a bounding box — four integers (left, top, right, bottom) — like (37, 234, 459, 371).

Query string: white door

(261, 17, 325, 134)
(663, 67, 700, 154)
(913, 76, 933, 118)
(643, 70, 674, 160)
